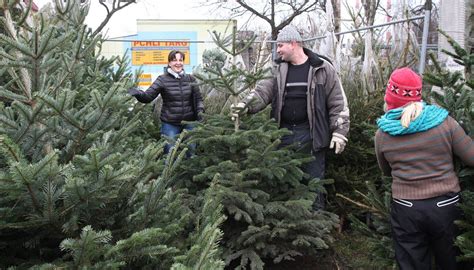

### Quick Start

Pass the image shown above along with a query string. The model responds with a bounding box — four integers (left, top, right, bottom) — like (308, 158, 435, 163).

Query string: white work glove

(230, 102, 248, 121)
(329, 133, 348, 154)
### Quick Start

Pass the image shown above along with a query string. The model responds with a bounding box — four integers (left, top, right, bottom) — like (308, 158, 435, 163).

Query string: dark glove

(196, 110, 204, 122)
(127, 87, 141, 96)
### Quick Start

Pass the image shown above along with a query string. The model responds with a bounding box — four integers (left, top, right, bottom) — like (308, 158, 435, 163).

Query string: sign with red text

(131, 41, 190, 66)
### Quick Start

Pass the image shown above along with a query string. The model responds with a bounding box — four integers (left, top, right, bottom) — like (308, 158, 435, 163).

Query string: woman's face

(169, 53, 184, 73)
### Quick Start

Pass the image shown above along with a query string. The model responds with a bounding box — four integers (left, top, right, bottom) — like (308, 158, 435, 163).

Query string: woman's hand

(127, 87, 141, 96)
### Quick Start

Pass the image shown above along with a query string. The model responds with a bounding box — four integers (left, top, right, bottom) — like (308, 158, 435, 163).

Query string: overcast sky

(32, 0, 434, 40)
(34, 0, 218, 38)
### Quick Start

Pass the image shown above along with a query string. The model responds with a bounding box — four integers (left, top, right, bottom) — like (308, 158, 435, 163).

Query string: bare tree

(361, 0, 381, 26)
(202, 0, 325, 39)
(93, 0, 137, 36)
(331, 0, 341, 34)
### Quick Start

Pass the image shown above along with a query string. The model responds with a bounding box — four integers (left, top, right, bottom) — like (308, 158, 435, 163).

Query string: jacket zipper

(179, 79, 184, 119)
(308, 66, 322, 150)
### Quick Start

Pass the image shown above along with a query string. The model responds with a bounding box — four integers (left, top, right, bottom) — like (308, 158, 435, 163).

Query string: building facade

(101, 19, 236, 88)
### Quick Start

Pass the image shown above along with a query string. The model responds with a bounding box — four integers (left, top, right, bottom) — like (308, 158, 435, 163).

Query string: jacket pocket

(436, 194, 460, 207)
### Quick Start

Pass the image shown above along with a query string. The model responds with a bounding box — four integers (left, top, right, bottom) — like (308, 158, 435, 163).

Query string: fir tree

(192, 24, 269, 131)
(176, 111, 338, 269)
(339, 176, 396, 269)
(180, 24, 340, 269)
(171, 175, 226, 270)
(340, 30, 474, 269)
(0, 2, 210, 268)
(424, 30, 474, 264)
(0, 2, 139, 265)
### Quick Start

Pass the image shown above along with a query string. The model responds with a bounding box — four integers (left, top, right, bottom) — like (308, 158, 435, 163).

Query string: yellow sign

(138, 73, 152, 87)
(131, 41, 190, 66)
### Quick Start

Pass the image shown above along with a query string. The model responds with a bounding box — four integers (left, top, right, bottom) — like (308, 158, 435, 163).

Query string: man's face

(169, 53, 184, 73)
(276, 42, 295, 62)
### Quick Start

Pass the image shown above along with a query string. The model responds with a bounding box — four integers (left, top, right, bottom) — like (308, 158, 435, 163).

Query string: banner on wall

(138, 73, 153, 87)
(131, 41, 191, 66)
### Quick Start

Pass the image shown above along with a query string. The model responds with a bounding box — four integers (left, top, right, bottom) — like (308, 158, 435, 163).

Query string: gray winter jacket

(243, 48, 350, 151)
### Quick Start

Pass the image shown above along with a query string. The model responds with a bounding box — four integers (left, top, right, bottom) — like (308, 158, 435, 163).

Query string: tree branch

(236, 0, 272, 25)
(274, 0, 319, 39)
(92, 0, 136, 37)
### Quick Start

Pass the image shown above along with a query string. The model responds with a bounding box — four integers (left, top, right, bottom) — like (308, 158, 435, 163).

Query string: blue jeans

(161, 121, 195, 155)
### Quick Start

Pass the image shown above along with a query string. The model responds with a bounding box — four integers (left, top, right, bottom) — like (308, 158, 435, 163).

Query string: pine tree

(192, 24, 269, 131)
(177, 111, 339, 269)
(178, 24, 341, 269)
(171, 176, 226, 270)
(340, 176, 396, 269)
(0, 1, 212, 268)
(0, 2, 138, 265)
(424, 30, 474, 264)
(341, 30, 474, 269)
(327, 65, 386, 228)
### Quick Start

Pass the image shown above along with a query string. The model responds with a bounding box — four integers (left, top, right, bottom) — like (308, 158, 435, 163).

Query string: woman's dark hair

(168, 50, 185, 62)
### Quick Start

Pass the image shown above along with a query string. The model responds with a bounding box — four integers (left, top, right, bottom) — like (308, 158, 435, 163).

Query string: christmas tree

(340, 30, 474, 268)
(193, 24, 269, 131)
(180, 112, 339, 269)
(424, 30, 474, 264)
(180, 26, 340, 269)
(0, 1, 224, 268)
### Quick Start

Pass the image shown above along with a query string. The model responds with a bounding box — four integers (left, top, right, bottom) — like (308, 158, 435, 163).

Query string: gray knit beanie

(276, 25, 302, 42)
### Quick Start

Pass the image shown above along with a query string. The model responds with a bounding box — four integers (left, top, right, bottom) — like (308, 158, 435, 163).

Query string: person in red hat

(375, 67, 474, 269)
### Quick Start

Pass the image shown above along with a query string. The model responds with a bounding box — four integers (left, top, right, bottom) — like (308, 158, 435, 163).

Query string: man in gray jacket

(231, 25, 350, 208)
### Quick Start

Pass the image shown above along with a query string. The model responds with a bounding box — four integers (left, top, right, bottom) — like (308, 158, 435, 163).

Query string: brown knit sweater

(375, 116, 474, 200)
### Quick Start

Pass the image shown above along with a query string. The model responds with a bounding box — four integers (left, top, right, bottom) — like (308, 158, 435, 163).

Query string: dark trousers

(391, 193, 462, 270)
(280, 124, 326, 209)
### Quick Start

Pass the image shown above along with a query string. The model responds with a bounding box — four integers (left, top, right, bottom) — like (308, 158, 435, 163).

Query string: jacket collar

(166, 67, 185, 79)
(274, 47, 326, 67)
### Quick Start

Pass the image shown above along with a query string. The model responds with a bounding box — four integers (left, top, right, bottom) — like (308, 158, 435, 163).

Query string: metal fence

(105, 8, 432, 74)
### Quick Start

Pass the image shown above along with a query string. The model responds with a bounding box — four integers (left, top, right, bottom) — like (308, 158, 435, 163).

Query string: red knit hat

(384, 67, 422, 110)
